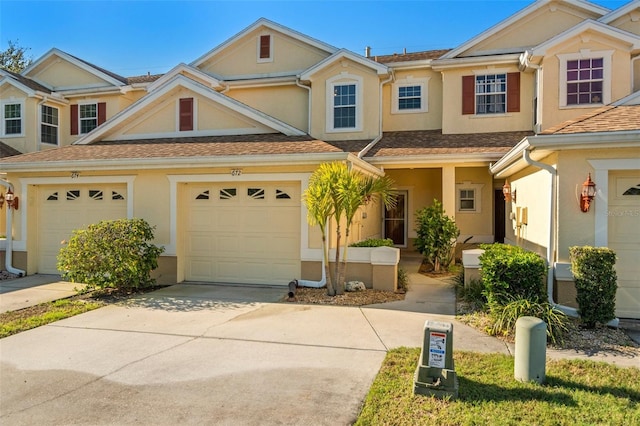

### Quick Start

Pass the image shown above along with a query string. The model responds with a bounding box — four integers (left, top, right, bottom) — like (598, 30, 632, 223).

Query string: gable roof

(299, 49, 389, 81)
(22, 48, 128, 88)
(528, 19, 640, 57)
(539, 104, 640, 135)
(0, 69, 51, 93)
(74, 73, 305, 144)
(191, 18, 338, 68)
(440, 0, 611, 59)
(599, 0, 640, 24)
(146, 63, 223, 92)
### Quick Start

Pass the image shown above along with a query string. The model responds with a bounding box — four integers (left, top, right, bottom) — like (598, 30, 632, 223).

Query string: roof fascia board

(599, 1, 640, 24)
(368, 152, 507, 166)
(74, 74, 304, 144)
(490, 131, 640, 175)
(530, 19, 640, 56)
(190, 17, 338, 68)
(613, 90, 640, 105)
(23, 48, 126, 88)
(147, 63, 223, 92)
(431, 54, 521, 70)
(0, 152, 350, 172)
(386, 60, 435, 70)
(441, 0, 610, 60)
(299, 49, 389, 80)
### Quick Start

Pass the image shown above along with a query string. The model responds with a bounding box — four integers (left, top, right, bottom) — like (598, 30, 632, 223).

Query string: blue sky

(0, 0, 630, 77)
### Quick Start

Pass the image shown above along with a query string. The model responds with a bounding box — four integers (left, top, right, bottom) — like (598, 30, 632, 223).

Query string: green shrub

(479, 243, 546, 306)
(414, 199, 460, 272)
(57, 218, 164, 291)
(456, 278, 487, 310)
(569, 246, 617, 328)
(488, 297, 569, 345)
(397, 267, 409, 293)
(350, 238, 394, 247)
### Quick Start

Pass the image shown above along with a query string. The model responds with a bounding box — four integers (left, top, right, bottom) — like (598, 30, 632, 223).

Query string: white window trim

(326, 73, 363, 133)
(257, 33, 273, 63)
(40, 104, 59, 146)
(1, 99, 25, 137)
(392, 77, 429, 114)
(558, 49, 613, 108)
(455, 181, 484, 214)
(78, 101, 98, 135)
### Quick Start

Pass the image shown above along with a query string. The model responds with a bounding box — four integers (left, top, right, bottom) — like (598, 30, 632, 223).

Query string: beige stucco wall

(196, 28, 331, 78)
(228, 85, 308, 131)
(307, 59, 381, 141)
(0, 85, 35, 153)
(462, 1, 596, 56)
(382, 68, 442, 132)
(538, 34, 633, 131)
(608, 11, 640, 35)
(29, 56, 115, 90)
(440, 66, 534, 134)
(455, 167, 494, 240)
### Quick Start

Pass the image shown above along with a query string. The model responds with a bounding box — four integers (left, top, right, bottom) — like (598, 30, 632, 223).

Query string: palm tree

(305, 161, 396, 296)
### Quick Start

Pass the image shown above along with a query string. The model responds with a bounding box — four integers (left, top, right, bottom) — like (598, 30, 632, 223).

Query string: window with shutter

(179, 98, 194, 131)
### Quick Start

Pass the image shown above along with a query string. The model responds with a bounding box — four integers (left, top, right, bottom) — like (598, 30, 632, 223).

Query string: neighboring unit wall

(228, 85, 308, 131)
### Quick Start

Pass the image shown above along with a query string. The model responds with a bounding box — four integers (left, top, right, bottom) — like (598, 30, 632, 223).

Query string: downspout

(358, 70, 394, 159)
(522, 149, 619, 327)
(37, 96, 47, 152)
(0, 180, 25, 277)
(295, 78, 312, 134)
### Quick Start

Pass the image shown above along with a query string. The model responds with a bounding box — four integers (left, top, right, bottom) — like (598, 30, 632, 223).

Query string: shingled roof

(1, 69, 51, 93)
(0, 141, 22, 158)
(373, 49, 452, 64)
(363, 130, 533, 158)
(540, 105, 640, 135)
(0, 134, 345, 165)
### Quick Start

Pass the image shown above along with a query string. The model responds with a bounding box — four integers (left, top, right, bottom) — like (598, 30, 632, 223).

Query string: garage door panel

(190, 209, 214, 230)
(609, 171, 640, 319)
(37, 185, 128, 274)
(184, 182, 300, 285)
(188, 234, 214, 255)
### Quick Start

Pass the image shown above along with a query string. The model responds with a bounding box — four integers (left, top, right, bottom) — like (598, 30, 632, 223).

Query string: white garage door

(184, 182, 301, 286)
(608, 171, 640, 319)
(38, 185, 128, 274)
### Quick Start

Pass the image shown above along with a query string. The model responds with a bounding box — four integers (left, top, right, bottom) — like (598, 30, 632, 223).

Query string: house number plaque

(231, 169, 242, 176)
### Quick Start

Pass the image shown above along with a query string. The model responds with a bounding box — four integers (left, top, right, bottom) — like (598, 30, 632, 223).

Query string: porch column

(441, 166, 456, 219)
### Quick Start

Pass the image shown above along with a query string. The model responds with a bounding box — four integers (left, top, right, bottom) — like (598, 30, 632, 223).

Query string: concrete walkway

(0, 260, 638, 425)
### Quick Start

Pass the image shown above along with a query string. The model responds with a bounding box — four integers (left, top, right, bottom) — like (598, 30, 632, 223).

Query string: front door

(384, 191, 407, 246)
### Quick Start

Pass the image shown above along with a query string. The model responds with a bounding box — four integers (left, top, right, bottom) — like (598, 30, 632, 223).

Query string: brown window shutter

(179, 98, 194, 131)
(259, 35, 270, 59)
(507, 72, 520, 113)
(70, 104, 79, 135)
(462, 75, 475, 115)
(97, 102, 107, 125)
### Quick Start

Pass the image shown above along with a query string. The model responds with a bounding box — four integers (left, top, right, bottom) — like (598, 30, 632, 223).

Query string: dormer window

(258, 34, 273, 63)
(558, 50, 612, 108)
(326, 74, 363, 133)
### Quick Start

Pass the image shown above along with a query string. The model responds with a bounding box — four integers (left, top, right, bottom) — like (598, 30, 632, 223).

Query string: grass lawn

(0, 298, 104, 338)
(356, 348, 640, 426)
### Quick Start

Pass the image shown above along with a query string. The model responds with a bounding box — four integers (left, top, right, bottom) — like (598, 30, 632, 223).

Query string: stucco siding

(228, 85, 308, 131)
(30, 57, 115, 90)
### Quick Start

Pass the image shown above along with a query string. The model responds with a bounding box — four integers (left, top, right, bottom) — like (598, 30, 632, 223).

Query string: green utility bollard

(413, 320, 458, 398)
(514, 316, 547, 384)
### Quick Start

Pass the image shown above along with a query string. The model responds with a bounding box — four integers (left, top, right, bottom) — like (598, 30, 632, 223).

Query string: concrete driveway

(2, 283, 498, 426)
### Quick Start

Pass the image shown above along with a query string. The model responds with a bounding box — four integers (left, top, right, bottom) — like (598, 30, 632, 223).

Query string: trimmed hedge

(350, 238, 394, 248)
(479, 243, 547, 306)
(569, 246, 617, 328)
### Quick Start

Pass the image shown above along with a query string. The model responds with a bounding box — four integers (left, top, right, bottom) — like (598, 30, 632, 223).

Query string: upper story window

(462, 72, 520, 115)
(558, 50, 612, 108)
(476, 74, 506, 114)
(2, 101, 24, 136)
(326, 74, 363, 133)
(71, 102, 106, 135)
(257, 34, 273, 63)
(333, 84, 356, 128)
(80, 104, 97, 134)
(566, 58, 603, 105)
(392, 77, 429, 114)
(41, 105, 59, 145)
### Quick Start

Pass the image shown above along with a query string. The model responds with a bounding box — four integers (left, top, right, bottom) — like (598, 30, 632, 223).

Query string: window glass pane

(475, 74, 506, 114)
(565, 57, 604, 105)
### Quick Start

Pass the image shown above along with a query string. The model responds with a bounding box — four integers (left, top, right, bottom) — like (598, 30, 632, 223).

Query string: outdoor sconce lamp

(580, 173, 596, 213)
(503, 180, 516, 203)
(3, 189, 19, 210)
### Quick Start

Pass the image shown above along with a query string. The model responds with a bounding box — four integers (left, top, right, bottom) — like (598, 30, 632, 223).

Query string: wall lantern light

(2, 189, 19, 210)
(580, 173, 596, 213)
(503, 180, 516, 203)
